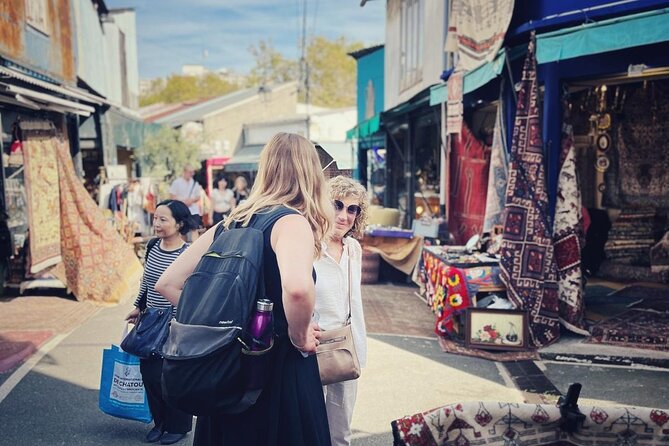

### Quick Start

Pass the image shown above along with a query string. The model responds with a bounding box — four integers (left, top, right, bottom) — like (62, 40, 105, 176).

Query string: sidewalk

(0, 295, 100, 380)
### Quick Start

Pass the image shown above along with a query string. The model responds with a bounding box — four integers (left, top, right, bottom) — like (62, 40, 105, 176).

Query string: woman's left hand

(125, 307, 140, 324)
(289, 321, 321, 354)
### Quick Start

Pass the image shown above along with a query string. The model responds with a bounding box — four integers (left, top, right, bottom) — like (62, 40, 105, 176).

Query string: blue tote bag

(99, 344, 152, 423)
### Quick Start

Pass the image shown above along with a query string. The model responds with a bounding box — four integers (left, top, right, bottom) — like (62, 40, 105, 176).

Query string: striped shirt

(134, 241, 189, 310)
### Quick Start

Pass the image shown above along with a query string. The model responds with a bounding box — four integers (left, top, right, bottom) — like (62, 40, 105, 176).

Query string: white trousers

(323, 379, 358, 446)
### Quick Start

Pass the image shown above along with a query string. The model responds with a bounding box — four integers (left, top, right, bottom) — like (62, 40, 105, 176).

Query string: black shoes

(145, 426, 163, 443)
(160, 432, 186, 445)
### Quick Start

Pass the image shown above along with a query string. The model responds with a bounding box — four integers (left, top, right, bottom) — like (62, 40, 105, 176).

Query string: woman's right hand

(125, 307, 140, 324)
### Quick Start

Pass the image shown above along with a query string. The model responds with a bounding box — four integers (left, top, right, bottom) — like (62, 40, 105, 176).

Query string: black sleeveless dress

(193, 206, 331, 446)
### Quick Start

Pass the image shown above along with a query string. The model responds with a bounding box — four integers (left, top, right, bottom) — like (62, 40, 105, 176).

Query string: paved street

(1, 284, 668, 445)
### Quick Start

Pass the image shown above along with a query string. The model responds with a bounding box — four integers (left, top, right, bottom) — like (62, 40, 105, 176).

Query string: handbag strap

(346, 243, 352, 325)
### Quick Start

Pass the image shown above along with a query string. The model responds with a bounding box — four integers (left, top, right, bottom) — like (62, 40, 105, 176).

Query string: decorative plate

(597, 113, 612, 130)
(596, 155, 610, 172)
(596, 133, 611, 152)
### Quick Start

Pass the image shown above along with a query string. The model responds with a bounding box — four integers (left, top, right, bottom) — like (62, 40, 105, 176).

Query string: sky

(105, 0, 386, 80)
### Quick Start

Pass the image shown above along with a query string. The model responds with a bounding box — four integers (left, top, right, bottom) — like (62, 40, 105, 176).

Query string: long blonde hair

(224, 132, 333, 257)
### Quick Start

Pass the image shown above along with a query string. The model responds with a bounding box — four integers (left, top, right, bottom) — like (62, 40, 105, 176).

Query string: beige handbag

(316, 246, 361, 385)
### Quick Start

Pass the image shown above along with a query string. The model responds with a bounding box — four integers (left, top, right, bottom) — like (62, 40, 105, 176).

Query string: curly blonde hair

(328, 176, 369, 239)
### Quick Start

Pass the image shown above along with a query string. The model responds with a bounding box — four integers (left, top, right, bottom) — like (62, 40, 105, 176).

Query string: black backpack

(160, 206, 296, 416)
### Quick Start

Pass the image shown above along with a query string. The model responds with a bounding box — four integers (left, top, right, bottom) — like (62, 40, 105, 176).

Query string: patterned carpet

(437, 336, 539, 362)
(392, 401, 669, 446)
(362, 284, 436, 339)
(587, 309, 669, 351)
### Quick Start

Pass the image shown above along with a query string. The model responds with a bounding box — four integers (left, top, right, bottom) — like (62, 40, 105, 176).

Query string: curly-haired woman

(314, 175, 369, 446)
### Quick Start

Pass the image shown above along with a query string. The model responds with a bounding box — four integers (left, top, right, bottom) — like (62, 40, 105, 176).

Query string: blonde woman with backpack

(156, 132, 334, 446)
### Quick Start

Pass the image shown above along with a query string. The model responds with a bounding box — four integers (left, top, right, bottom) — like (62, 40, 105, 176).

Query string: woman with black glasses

(313, 176, 369, 446)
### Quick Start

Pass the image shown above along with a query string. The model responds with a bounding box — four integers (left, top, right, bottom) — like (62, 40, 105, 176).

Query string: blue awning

(536, 8, 669, 63)
(430, 49, 508, 105)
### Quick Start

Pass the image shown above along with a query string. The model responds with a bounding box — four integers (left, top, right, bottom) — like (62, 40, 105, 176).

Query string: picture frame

(465, 308, 528, 351)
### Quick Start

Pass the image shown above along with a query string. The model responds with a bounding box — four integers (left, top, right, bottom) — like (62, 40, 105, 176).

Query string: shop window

(365, 80, 375, 120)
(368, 147, 386, 206)
(400, 0, 423, 91)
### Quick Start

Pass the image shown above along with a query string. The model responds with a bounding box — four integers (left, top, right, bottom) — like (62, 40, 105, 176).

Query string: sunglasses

(334, 200, 361, 216)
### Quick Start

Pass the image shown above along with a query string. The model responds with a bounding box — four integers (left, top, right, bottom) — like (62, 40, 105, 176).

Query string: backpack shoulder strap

(145, 237, 159, 262)
(253, 206, 300, 233)
(139, 237, 160, 310)
(213, 222, 226, 239)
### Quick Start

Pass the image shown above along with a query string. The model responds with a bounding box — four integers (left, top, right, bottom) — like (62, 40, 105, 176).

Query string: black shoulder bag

(121, 238, 174, 358)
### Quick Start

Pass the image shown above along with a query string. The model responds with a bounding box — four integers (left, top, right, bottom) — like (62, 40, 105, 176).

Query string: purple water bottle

(248, 299, 273, 351)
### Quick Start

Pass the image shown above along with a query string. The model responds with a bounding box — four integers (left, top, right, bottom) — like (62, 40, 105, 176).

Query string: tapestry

(23, 138, 62, 273)
(597, 261, 669, 283)
(587, 309, 669, 351)
(392, 401, 669, 446)
(363, 235, 423, 276)
(447, 71, 464, 135)
(552, 124, 588, 336)
(651, 231, 669, 272)
(434, 267, 470, 336)
(53, 140, 142, 305)
(445, 0, 515, 71)
(483, 101, 508, 233)
(419, 250, 501, 308)
(603, 209, 663, 266)
(449, 122, 491, 245)
(603, 82, 669, 208)
(499, 37, 560, 348)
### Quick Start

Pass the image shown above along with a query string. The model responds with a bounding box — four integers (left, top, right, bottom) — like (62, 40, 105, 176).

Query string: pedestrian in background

(314, 176, 369, 446)
(233, 175, 250, 205)
(156, 132, 334, 446)
(210, 175, 235, 225)
(125, 200, 194, 445)
(169, 165, 203, 241)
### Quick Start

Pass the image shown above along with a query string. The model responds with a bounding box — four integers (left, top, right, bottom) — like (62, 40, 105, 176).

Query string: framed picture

(465, 309, 528, 351)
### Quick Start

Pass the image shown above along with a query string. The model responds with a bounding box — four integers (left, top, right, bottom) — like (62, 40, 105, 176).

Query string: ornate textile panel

(446, 0, 515, 71)
(23, 138, 62, 273)
(392, 401, 669, 446)
(53, 140, 142, 304)
(448, 123, 491, 245)
(553, 124, 588, 335)
(499, 37, 560, 348)
(483, 102, 509, 233)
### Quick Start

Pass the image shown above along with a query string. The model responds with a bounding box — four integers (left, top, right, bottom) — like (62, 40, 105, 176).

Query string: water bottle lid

(256, 299, 273, 312)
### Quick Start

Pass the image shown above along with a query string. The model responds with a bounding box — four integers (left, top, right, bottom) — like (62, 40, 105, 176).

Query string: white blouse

(313, 237, 367, 368)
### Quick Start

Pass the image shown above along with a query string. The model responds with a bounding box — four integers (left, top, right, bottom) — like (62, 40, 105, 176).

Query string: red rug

(438, 336, 539, 362)
(448, 122, 490, 245)
(587, 309, 669, 351)
(0, 330, 53, 373)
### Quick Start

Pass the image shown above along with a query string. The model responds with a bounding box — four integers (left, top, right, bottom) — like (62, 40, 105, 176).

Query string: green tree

(199, 73, 238, 98)
(137, 126, 200, 178)
(246, 36, 363, 108)
(140, 74, 241, 107)
(246, 40, 298, 87)
(305, 36, 363, 108)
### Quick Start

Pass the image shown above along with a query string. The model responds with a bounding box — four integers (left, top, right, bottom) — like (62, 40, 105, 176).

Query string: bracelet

(289, 337, 306, 350)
